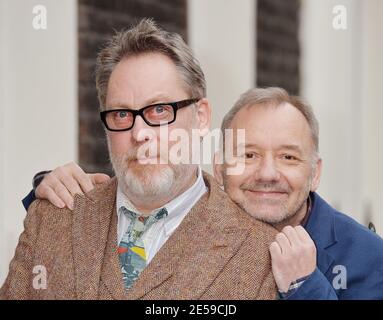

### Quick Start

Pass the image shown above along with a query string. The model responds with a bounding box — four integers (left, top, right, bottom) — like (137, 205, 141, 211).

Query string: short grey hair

(221, 87, 320, 153)
(95, 18, 206, 110)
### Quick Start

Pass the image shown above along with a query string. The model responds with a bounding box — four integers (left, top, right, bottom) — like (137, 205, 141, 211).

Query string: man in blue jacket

(213, 87, 383, 299)
(22, 87, 383, 299)
(291, 191, 383, 299)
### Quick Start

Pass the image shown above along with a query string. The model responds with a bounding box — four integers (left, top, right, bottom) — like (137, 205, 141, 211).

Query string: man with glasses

(0, 19, 278, 300)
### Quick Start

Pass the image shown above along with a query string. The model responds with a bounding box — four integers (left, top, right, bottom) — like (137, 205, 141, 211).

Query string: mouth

(244, 190, 288, 199)
(129, 155, 160, 163)
(136, 156, 157, 161)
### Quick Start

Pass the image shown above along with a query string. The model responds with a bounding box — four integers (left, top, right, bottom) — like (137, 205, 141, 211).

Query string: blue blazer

(287, 192, 383, 300)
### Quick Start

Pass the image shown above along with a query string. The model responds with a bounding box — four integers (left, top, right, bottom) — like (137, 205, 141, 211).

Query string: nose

(254, 155, 280, 182)
(130, 115, 154, 143)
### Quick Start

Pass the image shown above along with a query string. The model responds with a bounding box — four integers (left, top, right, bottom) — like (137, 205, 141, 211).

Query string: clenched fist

(269, 225, 317, 293)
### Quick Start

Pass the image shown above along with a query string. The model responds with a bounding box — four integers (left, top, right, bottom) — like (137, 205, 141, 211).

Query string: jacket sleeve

(0, 200, 42, 300)
(22, 170, 52, 211)
(22, 190, 36, 211)
(285, 268, 338, 300)
(339, 264, 383, 300)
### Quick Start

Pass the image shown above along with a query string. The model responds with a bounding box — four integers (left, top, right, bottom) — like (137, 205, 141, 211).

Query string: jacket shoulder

(312, 193, 383, 255)
(334, 210, 383, 256)
(27, 198, 73, 234)
(202, 171, 278, 243)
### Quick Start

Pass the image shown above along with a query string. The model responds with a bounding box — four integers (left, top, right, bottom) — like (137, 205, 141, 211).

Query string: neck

(127, 167, 199, 215)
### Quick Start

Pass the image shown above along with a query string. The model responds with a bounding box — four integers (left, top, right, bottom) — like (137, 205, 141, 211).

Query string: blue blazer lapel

(305, 193, 337, 275)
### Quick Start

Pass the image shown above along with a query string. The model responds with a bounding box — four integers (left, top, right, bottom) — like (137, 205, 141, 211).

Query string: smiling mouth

(244, 190, 287, 198)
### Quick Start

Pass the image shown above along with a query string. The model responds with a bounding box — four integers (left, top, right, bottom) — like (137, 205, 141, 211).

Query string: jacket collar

(71, 177, 118, 299)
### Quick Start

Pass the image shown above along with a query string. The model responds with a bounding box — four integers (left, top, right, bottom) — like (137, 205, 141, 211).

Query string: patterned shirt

(116, 167, 207, 264)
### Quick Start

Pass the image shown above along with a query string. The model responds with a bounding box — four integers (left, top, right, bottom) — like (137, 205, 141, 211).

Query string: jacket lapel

(99, 204, 129, 300)
(316, 247, 335, 275)
(306, 193, 337, 274)
(72, 178, 118, 299)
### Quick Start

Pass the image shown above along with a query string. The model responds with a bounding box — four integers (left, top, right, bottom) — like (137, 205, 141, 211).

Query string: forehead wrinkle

(107, 92, 175, 110)
(106, 54, 188, 110)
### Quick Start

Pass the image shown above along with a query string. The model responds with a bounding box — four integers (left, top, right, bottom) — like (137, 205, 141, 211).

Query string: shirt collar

(116, 166, 207, 234)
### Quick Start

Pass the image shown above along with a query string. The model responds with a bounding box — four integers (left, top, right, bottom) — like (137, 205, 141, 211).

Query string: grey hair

(221, 87, 320, 154)
(95, 18, 206, 110)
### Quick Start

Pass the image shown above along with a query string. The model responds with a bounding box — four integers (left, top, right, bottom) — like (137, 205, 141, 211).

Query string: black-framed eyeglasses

(100, 98, 200, 132)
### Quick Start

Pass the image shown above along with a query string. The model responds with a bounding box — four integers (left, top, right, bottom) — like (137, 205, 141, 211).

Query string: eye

(154, 105, 165, 114)
(147, 105, 172, 116)
(115, 111, 128, 118)
(244, 152, 258, 159)
(282, 154, 298, 161)
(145, 105, 173, 120)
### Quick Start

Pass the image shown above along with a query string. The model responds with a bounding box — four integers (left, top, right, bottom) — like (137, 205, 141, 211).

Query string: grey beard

(117, 164, 176, 199)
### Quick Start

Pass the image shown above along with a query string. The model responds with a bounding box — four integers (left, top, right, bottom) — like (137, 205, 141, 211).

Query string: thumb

(89, 173, 111, 185)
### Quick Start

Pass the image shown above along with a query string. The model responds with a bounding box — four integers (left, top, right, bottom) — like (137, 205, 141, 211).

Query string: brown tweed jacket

(0, 172, 278, 300)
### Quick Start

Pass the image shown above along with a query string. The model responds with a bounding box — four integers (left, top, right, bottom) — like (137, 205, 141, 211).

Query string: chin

(252, 209, 287, 224)
(121, 164, 175, 197)
(128, 162, 162, 174)
(237, 201, 288, 225)
(128, 164, 171, 180)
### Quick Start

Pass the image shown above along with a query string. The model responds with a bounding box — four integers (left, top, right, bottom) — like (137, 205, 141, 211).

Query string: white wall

(188, 0, 256, 172)
(0, 0, 78, 285)
(0, 0, 7, 292)
(359, 0, 383, 235)
(300, 0, 383, 234)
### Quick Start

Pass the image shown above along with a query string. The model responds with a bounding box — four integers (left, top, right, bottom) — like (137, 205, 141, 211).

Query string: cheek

(178, 109, 198, 130)
(166, 124, 194, 148)
(224, 174, 246, 198)
(282, 167, 312, 194)
(108, 132, 130, 155)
